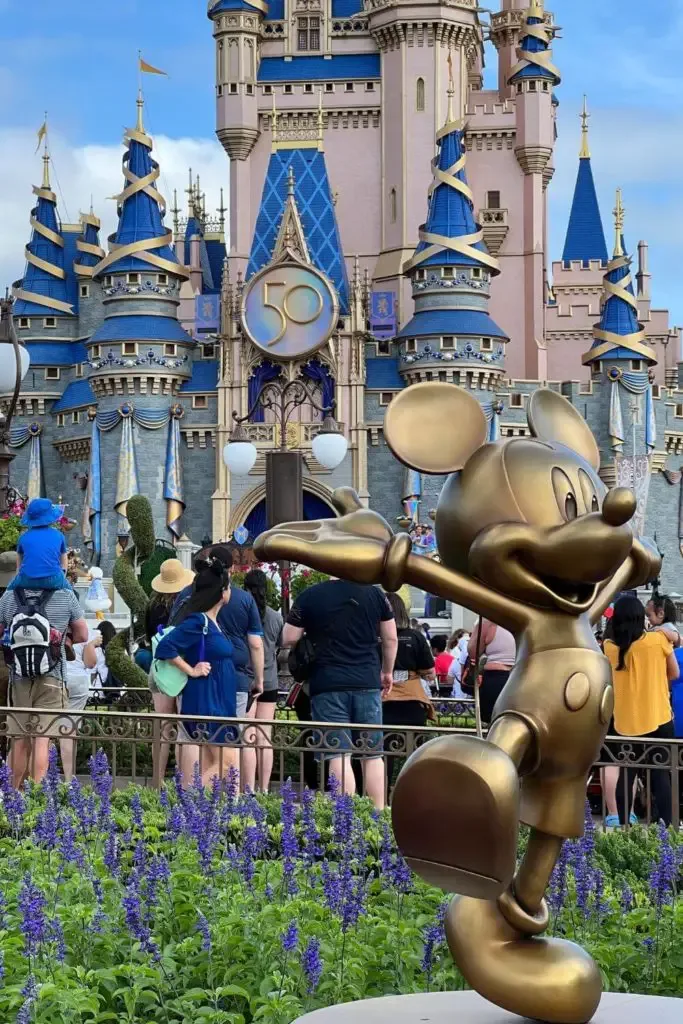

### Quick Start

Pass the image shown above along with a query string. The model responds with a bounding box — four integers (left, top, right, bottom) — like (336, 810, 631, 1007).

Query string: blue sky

(1, 0, 681, 325)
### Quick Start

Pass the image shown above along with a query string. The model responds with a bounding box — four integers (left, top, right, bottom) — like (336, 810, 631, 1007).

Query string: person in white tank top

(468, 619, 516, 722)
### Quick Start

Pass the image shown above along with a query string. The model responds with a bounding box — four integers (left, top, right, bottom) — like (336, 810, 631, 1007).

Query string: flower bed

(0, 753, 681, 1022)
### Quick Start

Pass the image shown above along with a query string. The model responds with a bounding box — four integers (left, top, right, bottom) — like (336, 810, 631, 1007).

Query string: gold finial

(136, 89, 145, 132)
(171, 188, 180, 234)
(186, 168, 194, 214)
(287, 166, 295, 198)
(446, 47, 455, 124)
(42, 149, 51, 189)
(528, 0, 544, 17)
(579, 95, 590, 159)
(613, 188, 624, 258)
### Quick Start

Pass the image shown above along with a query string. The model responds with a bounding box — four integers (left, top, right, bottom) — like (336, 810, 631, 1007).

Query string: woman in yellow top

(604, 595, 679, 827)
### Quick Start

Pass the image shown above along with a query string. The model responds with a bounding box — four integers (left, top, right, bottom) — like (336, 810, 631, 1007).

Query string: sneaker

(629, 812, 638, 826)
(605, 814, 620, 829)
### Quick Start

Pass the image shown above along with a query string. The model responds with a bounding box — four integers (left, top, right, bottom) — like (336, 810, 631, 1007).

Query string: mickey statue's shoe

(446, 895, 602, 1024)
(391, 734, 520, 899)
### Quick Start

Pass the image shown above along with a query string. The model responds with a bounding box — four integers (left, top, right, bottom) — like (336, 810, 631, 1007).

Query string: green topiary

(139, 541, 175, 596)
(126, 494, 155, 562)
(105, 630, 149, 691)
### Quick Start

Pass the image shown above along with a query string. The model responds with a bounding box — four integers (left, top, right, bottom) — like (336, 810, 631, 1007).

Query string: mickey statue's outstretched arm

(254, 487, 529, 634)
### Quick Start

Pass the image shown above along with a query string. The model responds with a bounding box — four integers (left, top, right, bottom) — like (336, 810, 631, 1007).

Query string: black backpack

(9, 590, 59, 680)
(288, 598, 359, 683)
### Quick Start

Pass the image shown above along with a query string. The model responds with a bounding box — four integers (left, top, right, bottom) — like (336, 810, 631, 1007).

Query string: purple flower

(547, 840, 570, 916)
(0, 890, 6, 931)
(0, 948, 5, 986)
(121, 883, 159, 960)
(301, 937, 322, 993)
(620, 883, 634, 915)
(224, 766, 239, 803)
(280, 778, 299, 894)
(59, 815, 86, 869)
(145, 855, 170, 907)
(301, 788, 322, 867)
(159, 787, 170, 809)
(47, 916, 66, 963)
(378, 820, 411, 893)
(34, 799, 59, 851)
(0, 761, 26, 834)
(281, 920, 299, 953)
(18, 874, 48, 958)
(16, 975, 38, 1024)
(130, 792, 144, 831)
(103, 828, 119, 876)
(91, 877, 106, 934)
(43, 744, 61, 803)
(649, 821, 676, 912)
(591, 869, 610, 921)
(421, 902, 448, 978)
(197, 911, 211, 952)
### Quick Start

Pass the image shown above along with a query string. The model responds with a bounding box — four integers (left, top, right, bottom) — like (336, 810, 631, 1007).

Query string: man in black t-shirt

(284, 579, 397, 809)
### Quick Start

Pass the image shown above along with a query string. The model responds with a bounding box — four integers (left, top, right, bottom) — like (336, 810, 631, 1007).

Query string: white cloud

(0, 127, 228, 293)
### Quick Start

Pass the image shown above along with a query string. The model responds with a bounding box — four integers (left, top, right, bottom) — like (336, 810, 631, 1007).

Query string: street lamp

(0, 298, 31, 514)
(224, 376, 348, 612)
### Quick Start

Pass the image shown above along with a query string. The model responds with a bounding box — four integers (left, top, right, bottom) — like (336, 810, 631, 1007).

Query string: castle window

(75, 363, 84, 378)
(365, 82, 375, 92)
(676, 404, 683, 418)
(298, 16, 320, 51)
(122, 342, 138, 356)
(517, 83, 523, 94)
(481, 337, 493, 351)
(80, 284, 90, 298)
(415, 269, 426, 281)
(472, 268, 482, 279)
(487, 191, 501, 210)
(304, 83, 313, 94)
(157, 274, 168, 286)
(230, 83, 238, 94)
(325, 83, 334, 93)
(91, 345, 101, 359)
(416, 77, 425, 112)
(192, 395, 208, 410)
(345, 82, 354, 93)
(528, 81, 537, 92)
(103, 275, 112, 287)
(57, 414, 65, 427)
(44, 317, 56, 328)
(284, 84, 293, 94)
(263, 85, 273, 95)
(510, 393, 523, 408)
(127, 273, 140, 285)
(652, 385, 660, 399)
(442, 267, 454, 279)
(71, 411, 80, 425)
(631, 360, 643, 371)
(405, 339, 417, 354)
(45, 367, 60, 380)
(379, 392, 394, 406)
(164, 344, 177, 357)
(19, 318, 30, 329)
(202, 344, 216, 359)
(542, 81, 549, 92)
(389, 188, 397, 223)
(441, 336, 455, 351)
(377, 339, 391, 355)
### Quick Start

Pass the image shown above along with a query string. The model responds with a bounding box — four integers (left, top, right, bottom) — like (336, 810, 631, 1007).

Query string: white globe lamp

(312, 414, 348, 470)
(0, 334, 30, 393)
(223, 419, 258, 477)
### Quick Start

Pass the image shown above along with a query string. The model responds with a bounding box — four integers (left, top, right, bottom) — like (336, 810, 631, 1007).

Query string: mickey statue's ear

(528, 388, 600, 471)
(384, 382, 489, 474)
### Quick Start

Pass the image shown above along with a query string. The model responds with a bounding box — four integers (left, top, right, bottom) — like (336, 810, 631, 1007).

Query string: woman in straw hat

(146, 558, 195, 781)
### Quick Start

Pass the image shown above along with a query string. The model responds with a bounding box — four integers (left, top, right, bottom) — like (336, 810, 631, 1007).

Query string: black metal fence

(1, 704, 681, 827)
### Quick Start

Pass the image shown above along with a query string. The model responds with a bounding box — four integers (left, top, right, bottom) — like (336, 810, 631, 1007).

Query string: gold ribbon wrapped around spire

(583, 189, 655, 364)
(404, 114, 499, 275)
(12, 153, 75, 314)
(94, 95, 189, 279)
(74, 210, 106, 278)
(508, 0, 561, 83)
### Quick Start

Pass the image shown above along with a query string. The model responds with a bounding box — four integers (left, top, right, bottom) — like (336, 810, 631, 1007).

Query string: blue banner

(195, 294, 220, 335)
(370, 291, 396, 339)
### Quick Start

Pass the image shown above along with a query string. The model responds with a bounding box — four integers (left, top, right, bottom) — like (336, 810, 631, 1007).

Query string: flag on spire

(139, 56, 167, 76)
(35, 119, 47, 154)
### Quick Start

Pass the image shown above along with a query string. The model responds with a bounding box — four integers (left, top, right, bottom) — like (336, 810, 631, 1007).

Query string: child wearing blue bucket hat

(8, 498, 70, 592)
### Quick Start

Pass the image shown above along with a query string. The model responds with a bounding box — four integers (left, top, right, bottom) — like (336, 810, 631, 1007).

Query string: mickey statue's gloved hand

(253, 487, 411, 591)
(624, 535, 662, 591)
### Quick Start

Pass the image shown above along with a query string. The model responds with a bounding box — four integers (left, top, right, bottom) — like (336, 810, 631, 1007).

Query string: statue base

(293, 991, 681, 1024)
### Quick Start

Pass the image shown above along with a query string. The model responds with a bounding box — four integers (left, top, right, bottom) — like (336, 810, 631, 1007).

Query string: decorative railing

(1, 705, 680, 826)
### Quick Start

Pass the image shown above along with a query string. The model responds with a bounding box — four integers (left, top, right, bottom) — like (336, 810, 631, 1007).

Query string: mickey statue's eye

(591, 495, 600, 513)
(565, 493, 578, 521)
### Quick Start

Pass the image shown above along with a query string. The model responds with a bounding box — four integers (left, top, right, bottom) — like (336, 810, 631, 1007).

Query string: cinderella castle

(4, 0, 683, 590)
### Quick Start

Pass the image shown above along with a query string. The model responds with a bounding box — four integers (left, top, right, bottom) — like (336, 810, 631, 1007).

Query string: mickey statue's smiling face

(385, 384, 636, 615)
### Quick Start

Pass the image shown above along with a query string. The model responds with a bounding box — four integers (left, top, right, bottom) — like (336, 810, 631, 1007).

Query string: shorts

(311, 689, 383, 759)
(10, 675, 65, 735)
(236, 691, 249, 717)
(9, 571, 70, 591)
(59, 673, 91, 732)
(257, 689, 278, 704)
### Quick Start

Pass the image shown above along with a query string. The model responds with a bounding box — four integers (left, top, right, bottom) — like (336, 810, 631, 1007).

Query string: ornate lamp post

(0, 298, 31, 514)
(224, 377, 347, 612)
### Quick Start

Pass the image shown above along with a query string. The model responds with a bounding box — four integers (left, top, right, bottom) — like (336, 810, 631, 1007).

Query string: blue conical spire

(74, 208, 105, 277)
(94, 95, 188, 279)
(509, 0, 561, 85)
(405, 99, 499, 276)
(562, 99, 608, 266)
(583, 190, 655, 366)
(13, 151, 74, 316)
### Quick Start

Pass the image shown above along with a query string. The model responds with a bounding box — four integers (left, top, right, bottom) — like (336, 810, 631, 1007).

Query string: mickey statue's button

(564, 672, 591, 711)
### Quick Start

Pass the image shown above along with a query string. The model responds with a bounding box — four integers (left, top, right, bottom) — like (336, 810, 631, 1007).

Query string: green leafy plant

(0, 514, 21, 553)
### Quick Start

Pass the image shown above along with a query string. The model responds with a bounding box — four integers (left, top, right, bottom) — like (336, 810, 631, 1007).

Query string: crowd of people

(0, 498, 681, 826)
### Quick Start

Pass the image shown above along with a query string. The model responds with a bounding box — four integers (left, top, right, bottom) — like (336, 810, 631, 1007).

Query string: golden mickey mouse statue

(255, 383, 660, 1024)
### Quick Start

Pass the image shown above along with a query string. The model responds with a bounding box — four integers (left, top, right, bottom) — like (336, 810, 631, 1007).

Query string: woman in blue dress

(155, 561, 239, 787)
